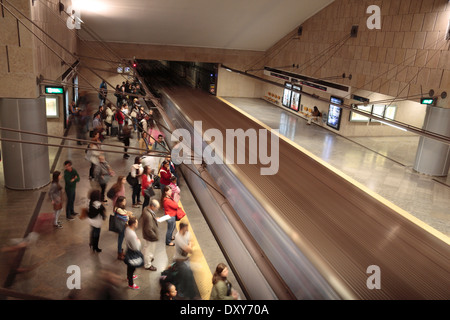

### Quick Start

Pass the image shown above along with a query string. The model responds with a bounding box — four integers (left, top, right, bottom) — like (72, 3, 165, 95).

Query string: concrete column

(413, 105, 450, 177)
(0, 97, 50, 189)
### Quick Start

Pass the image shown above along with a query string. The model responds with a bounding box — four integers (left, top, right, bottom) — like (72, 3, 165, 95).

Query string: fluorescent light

(380, 121, 407, 131)
(72, 0, 110, 14)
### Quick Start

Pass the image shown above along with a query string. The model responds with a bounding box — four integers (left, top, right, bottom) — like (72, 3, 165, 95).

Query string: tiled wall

(262, 0, 450, 107)
(0, 0, 77, 99)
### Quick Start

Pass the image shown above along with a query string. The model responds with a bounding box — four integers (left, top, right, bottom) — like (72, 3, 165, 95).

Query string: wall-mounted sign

(420, 98, 435, 105)
(45, 86, 64, 94)
(46, 96, 59, 118)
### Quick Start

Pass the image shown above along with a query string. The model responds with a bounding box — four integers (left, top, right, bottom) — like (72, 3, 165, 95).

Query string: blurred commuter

(86, 129, 103, 180)
(94, 155, 115, 203)
(173, 222, 198, 299)
(109, 175, 126, 207)
(87, 190, 106, 253)
(210, 263, 239, 300)
(48, 170, 63, 228)
(95, 267, 125, 300)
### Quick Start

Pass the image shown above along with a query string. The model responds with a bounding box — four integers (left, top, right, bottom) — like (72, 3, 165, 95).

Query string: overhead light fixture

(72, 0, 109, 14)
(380, 120, 407, 131)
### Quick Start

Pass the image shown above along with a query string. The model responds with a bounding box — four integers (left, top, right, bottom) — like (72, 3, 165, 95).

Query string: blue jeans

(165, 216, 176, 245)
(65, 189, 76, 218)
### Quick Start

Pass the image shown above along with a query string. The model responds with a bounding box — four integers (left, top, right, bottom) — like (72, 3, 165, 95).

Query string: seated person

(307, 106, 321, 125)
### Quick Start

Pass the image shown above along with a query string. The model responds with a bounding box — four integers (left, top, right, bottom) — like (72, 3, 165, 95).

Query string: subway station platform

(0, 94, 449, 301)
(0, 118, 243, 300)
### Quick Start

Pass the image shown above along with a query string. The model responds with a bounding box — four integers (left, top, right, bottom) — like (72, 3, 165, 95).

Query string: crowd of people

(40, 80, 240, 300)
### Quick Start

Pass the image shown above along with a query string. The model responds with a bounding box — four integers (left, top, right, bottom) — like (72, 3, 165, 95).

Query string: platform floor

(224, 97, 450, 238)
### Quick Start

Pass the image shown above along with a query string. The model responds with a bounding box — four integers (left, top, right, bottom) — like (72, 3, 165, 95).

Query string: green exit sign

(420, 98, 435, 105)
(45, 86, 64, 94)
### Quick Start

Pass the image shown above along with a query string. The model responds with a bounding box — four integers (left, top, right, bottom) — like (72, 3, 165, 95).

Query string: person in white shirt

(125, 216, 141, 289)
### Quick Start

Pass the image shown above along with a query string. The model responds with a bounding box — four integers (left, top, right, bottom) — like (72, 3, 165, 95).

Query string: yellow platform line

(176, 202, 213, 300)
(218, 96, 450, 245)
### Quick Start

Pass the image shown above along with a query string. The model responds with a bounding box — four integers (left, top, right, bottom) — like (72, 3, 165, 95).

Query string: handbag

(108, 214, 119, 233)
(144, 186, 155, 198)
(126, 172, 138, 187)
(106, 186, 116, 200)
(124, 249, 144, 268)
(80, 207, 88, 220)
(53, 202, 63, 210)
(176, 207, 186, 221)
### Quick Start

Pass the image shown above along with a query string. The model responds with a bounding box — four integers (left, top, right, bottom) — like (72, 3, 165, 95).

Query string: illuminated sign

(45, 86, 64, 94)
(420, 98, 435, 105)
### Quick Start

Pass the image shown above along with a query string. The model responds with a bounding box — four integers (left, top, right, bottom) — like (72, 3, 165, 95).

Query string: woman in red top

(161, 186, 177, 246)
(141, 165, 154, 209)
(158, 160, 172, 190)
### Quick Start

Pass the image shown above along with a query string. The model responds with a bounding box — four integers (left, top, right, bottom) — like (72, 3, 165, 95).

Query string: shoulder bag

(124, 249, 144, 268)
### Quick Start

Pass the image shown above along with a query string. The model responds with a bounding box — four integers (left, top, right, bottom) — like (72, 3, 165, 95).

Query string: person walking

(48, 171, 63, 228)
(94, 155, 115, 203)
(63, 160, 80, 220)
(124, 216, 141, 289)
(140, 199, 160, 271)
(87, 190, 106, 253)
(173, 222, 197, 299)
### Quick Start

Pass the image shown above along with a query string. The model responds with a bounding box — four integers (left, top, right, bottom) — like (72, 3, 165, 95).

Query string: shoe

(93, 248, 102, 253)
(54, 223, 63, 228)
(133, 275, 138, 279)
(128, 284, 139, 290)
(145, 266, 157, 271)
(137, 201, 143, 205)
(71, 212, 79, 216)
(66, 216, 74, 221)
(117, 252, 125, 260)
(132, 204, 140, 208)
(166, 242, 175, 247)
